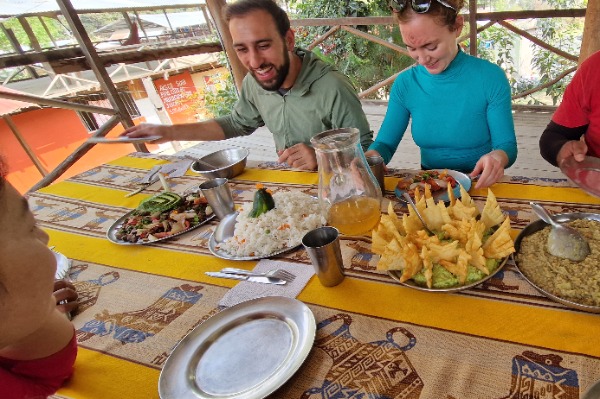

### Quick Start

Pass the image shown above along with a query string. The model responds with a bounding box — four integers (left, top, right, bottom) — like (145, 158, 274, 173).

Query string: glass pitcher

(310, 128, 382, 236)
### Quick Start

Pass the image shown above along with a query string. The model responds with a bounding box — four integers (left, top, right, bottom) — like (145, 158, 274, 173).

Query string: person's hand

(470, 150, 507, 189)
(364, 149, 389, 172)
(53, 280, 79, 315)
(277, 143, 318, 170)
(557, 136, 588, 165)
(121, 123, 172, 144)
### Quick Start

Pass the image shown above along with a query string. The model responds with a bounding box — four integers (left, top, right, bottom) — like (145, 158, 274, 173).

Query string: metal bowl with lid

(189, 147, 249, 179)
(513, 212, 600, 313)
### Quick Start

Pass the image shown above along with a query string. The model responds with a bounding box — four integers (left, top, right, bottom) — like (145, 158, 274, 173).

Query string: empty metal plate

(158, 296, 316, 399)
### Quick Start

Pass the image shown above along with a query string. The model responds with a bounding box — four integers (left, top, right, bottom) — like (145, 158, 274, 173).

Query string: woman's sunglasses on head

(389, 0, 457, 13)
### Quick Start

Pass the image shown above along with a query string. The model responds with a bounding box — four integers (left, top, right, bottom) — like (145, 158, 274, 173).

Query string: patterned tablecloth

(33, 152, 600, 399)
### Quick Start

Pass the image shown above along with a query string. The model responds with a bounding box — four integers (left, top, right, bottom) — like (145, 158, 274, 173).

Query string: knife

(205, 272, 287, 285)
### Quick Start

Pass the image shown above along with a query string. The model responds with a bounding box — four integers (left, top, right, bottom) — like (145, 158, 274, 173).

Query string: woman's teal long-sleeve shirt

(369, 50, 517, 172)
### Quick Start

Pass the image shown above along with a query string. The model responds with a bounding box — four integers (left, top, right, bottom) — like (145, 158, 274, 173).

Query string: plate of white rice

(208, 191, 326, 260)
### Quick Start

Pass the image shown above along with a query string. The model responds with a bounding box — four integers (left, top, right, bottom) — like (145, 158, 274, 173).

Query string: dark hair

(224, 0, 290, 37)
(394, 0, 464, 30)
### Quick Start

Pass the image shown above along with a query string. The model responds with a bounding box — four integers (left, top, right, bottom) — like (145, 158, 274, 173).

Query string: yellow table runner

(32, 154, 600, 399)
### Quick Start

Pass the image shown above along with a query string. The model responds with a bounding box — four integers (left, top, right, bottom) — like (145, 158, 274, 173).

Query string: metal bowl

(513, 212, 600, 313)
(189, 148, 249, 179)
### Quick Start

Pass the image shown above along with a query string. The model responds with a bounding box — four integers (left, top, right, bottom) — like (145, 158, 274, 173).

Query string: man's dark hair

(224, 0, 290, 37)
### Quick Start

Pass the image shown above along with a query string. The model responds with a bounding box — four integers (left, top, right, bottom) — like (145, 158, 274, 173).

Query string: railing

(290, 8, 586, 104)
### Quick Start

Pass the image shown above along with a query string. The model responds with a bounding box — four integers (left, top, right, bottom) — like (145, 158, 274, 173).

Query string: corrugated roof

(0, 86, 38, 116)
(0, 0, 205, 18)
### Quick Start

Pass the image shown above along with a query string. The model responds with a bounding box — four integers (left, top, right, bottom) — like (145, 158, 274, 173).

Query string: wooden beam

(206, 0, 245, 92)
(497, 20, 578, 62)
(288, 9, 585, 27)
(17, 16, 55, 75)
(341, 26, 409, 55)
(56, 0, 145, 153)
(0, 42, 223, 73)
(468, 0, 477, 56)
(0, 25, 39, 78)
(580, 0, 599, 63)
(38, 16, 57, 47)
(29, 115, 121, 192)
(307, 25, 340, 51)
(0, 90, 117, 115)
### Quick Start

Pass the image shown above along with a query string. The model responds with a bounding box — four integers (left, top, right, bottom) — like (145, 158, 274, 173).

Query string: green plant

(290, 0, 413, 99)
(203, 73, 238, 118)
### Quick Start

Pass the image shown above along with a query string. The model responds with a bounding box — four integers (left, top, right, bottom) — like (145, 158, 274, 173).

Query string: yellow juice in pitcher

(327, 196, 381, 235)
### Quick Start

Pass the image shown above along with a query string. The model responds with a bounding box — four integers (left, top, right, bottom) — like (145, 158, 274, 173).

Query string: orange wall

(0, 107, 152, 193)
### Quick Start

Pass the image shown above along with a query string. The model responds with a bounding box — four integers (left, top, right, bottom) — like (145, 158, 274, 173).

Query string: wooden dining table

(31, 152, 600, 399)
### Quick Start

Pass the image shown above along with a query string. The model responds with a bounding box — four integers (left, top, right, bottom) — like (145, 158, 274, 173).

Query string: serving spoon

(403, 192, 435, 236)
(529, 202, 590, 262)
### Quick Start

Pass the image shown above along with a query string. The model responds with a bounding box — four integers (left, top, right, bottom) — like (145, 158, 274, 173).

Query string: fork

(220, 267, 296, 282)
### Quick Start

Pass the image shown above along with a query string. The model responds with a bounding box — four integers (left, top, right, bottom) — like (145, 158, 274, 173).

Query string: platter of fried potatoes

(373, 184, 515, 292)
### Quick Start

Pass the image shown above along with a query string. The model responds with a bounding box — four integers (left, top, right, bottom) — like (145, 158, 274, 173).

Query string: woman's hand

(557, 136, 588, 165)
(277, 143, 318, 170)
(54, 280, 79, 315)
(364, 150, 389, 172)
(470, 150, 508, 189)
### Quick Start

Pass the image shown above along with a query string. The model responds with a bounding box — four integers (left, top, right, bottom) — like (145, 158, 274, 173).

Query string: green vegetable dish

(114, 192, 212, 243)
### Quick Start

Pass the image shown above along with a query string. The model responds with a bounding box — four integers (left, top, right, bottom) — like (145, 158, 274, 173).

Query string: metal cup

(199, 178, 235, 220)
(302, 226, 345, 287)
(367, 155, 385, 192)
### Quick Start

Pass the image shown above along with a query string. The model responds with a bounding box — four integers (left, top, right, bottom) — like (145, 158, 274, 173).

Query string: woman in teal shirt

(366, 0, 517, 189)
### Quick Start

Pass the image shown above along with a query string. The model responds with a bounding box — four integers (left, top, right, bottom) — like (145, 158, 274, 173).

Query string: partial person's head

(390, 0, 465, 74)
(225, 0, 295, 91)
(0, 158, 57, 347)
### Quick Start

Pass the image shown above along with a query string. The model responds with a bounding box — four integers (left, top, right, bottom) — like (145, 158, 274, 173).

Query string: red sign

(154, 71, 198, 124)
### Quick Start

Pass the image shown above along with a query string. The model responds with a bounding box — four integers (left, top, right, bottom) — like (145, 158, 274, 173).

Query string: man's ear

(285, 29, 295, 50)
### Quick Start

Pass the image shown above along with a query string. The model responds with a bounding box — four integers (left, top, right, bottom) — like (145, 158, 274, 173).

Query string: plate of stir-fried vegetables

(107, 192, 214, 245)
(395, 169, 470, 203)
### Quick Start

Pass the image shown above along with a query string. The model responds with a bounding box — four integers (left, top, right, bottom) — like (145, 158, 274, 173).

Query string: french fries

(373, 184, 515, 288)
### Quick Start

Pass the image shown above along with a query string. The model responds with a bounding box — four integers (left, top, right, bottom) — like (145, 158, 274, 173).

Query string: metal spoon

(530, 201, 590, 262)
(181, 154, 218, 170)
(402, 192, 435, 236)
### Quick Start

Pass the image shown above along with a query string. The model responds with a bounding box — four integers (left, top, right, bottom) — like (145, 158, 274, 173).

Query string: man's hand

(470, 150, 507, 189)
(557, 136, 588, 165)
(54, 280, 79, 315)
(121, 123, 173, 144)
(277, 143, 318, 170)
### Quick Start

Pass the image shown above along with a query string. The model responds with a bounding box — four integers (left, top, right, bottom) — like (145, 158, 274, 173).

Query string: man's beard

(250, 49, 291, 91)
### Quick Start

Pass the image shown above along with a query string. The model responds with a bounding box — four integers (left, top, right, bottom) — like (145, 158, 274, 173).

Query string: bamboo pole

(205, 0, 246, 92)
(579, 0, 600, 63)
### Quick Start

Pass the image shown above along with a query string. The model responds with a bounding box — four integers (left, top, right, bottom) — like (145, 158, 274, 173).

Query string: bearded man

(123, 0, 372, 170)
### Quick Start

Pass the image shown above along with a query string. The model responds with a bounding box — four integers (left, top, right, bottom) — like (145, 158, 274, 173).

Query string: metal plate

(560, 155, 600, 198)
(106, 209, 215, 245)
(158, 296, 316, 399)
(513, 212, 600, 313)
(582, 378, 600, 399)
(395, 169, 472, 203)
(53, 251, 71, 280)
(387, 256, 509, 293)
(207, 211, 308, 261)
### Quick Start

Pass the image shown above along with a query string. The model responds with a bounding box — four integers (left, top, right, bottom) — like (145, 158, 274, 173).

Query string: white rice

(219, 191, 326, 257)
